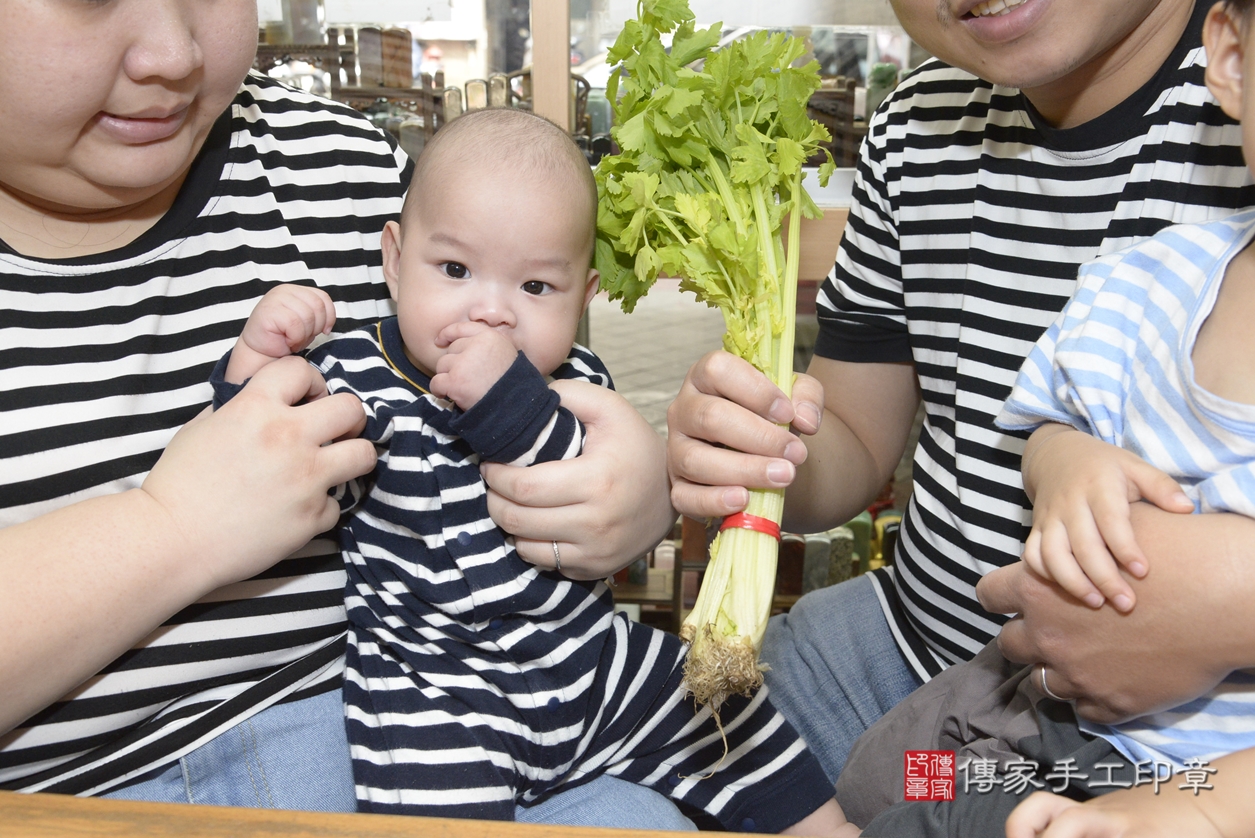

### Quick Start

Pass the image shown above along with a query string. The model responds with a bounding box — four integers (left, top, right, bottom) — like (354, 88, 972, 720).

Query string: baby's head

(1207, 0, 1255, 178)
(381, 108, 599, 380)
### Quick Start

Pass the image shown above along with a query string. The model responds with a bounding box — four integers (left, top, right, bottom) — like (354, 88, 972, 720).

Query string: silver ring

(1039, 664, 1068, 702)
(552, 540, 562, 574)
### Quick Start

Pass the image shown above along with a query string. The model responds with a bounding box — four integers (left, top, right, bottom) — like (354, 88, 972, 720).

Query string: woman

(0, 0, 682, 826)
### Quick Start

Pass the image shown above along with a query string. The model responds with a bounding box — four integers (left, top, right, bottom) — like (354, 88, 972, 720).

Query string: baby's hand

(1020, 424, 1193, 613)
(1005, 789, 1220, 838)
(226, 284, 336, 384)
(430, 322, 518, 411)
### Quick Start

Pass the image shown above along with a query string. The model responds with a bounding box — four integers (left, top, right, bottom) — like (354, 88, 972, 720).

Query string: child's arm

(428, 321, 521, 412)
(429, 323, 597, 468)
(1005, 746, 1255, 838)
(1020, 423, 1194, 612)
(224, 284, 337, 384)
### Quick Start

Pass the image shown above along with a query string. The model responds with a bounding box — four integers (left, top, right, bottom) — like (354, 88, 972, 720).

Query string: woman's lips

(95, 106, 190, 144)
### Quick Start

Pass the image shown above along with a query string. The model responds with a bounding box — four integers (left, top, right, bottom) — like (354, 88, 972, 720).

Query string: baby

(1001, 0, 1255, 834)
(212, 108, 849, 835)
(995, 0, 1255, 776)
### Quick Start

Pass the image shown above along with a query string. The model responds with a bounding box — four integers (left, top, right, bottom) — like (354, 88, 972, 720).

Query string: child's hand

(1005, 789, 1221, 838)
(226, 284, 336, 384)
(1020, 424, 1194, 612)
(430, 322, 519, 411)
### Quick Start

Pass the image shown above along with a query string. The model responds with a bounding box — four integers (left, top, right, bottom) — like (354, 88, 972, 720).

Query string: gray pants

(839, 642, 1139, 837)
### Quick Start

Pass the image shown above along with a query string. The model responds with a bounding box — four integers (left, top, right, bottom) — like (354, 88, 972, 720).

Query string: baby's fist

(241, 284, 337, 360)
(430, 325, 518, 410)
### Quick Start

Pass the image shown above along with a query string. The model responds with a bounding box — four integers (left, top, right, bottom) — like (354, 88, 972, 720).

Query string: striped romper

(217, 317, 833, 830)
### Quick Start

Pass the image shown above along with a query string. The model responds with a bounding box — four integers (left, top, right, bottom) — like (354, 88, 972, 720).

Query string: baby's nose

(469, 297, 515, 328)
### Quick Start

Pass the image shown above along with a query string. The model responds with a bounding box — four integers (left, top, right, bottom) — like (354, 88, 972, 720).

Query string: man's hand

(978, 504, 1255, 723)
(666, 350, 822, 519)
(430, 323, 518, 410)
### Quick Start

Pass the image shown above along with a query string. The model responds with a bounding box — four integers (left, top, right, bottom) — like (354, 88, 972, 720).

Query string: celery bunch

(595, 0, 834, 710)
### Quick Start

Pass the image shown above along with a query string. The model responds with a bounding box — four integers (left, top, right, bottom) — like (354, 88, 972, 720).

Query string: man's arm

(783, 355, 921, 534)
(979, 501, 1255, 723)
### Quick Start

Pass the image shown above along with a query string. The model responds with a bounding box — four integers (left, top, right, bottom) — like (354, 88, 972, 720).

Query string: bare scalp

(401, 108, 598, 259)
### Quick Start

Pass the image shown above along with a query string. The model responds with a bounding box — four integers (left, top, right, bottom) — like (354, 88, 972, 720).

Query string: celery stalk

(680, 169, 803, 708)
(595, 0, 834, 710)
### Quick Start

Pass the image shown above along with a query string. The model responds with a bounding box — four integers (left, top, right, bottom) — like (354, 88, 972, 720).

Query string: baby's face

(0, 0, 257, 211)
(383, 165, 598, 381)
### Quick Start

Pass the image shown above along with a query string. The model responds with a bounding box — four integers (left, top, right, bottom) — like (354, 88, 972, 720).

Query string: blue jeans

(103, 688, 695, 830)
(760, 574, 924, 782)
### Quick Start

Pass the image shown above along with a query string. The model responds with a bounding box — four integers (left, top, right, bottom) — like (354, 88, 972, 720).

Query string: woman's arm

(0, 358, 374, 734)
(979, 501, 1255, 724)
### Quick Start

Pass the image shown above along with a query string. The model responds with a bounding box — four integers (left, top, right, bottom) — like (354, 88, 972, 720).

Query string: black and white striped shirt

(278, 323, 831, 828)
(815, 0, 1255, 679)
(0, 74, 409, 794)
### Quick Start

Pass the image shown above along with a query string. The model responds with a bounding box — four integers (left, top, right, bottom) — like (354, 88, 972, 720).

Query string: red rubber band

(719, 512, 782, 541)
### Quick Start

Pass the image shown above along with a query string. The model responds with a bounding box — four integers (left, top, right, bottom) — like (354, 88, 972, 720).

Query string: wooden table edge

(0, 790, 699, 838)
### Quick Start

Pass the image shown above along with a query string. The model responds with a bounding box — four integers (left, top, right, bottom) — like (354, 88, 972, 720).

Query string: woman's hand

(481, 380, 674, 580)
(1, 356, 376, 732)
(142, 355, 376, 590)
(665, 350, 823, 519)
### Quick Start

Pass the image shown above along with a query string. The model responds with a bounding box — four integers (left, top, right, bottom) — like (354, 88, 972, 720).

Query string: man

(666, 0, 1255, 817)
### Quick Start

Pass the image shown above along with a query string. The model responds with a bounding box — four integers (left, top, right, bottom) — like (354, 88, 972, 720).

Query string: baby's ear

(582, 269, 601, 311)
(1204, 0, 1245, 122)
(381, 220, 404, 302)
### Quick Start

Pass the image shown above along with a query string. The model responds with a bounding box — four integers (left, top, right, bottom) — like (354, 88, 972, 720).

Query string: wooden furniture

(253, 40, 345, 86)
(611, 566, 683, 634)
(0, 790, 694, 838)
(796, 206, 850, 314)
(798, 207, 849, 281)
(531, 1, 571, 132)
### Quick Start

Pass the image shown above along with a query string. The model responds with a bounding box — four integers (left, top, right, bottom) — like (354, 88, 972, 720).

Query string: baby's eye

(522, 280, 550, 295)
(441, 262, 469, 279)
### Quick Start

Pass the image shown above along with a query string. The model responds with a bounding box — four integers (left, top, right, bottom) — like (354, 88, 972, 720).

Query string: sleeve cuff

(813, 320, 913, 364)
(449, 352, 560, 462)
(209, 349, 247, 409)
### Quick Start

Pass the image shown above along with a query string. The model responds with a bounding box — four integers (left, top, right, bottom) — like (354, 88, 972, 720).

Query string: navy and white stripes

(309, 319, 833, 830)
(0, 74, 407, 794)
